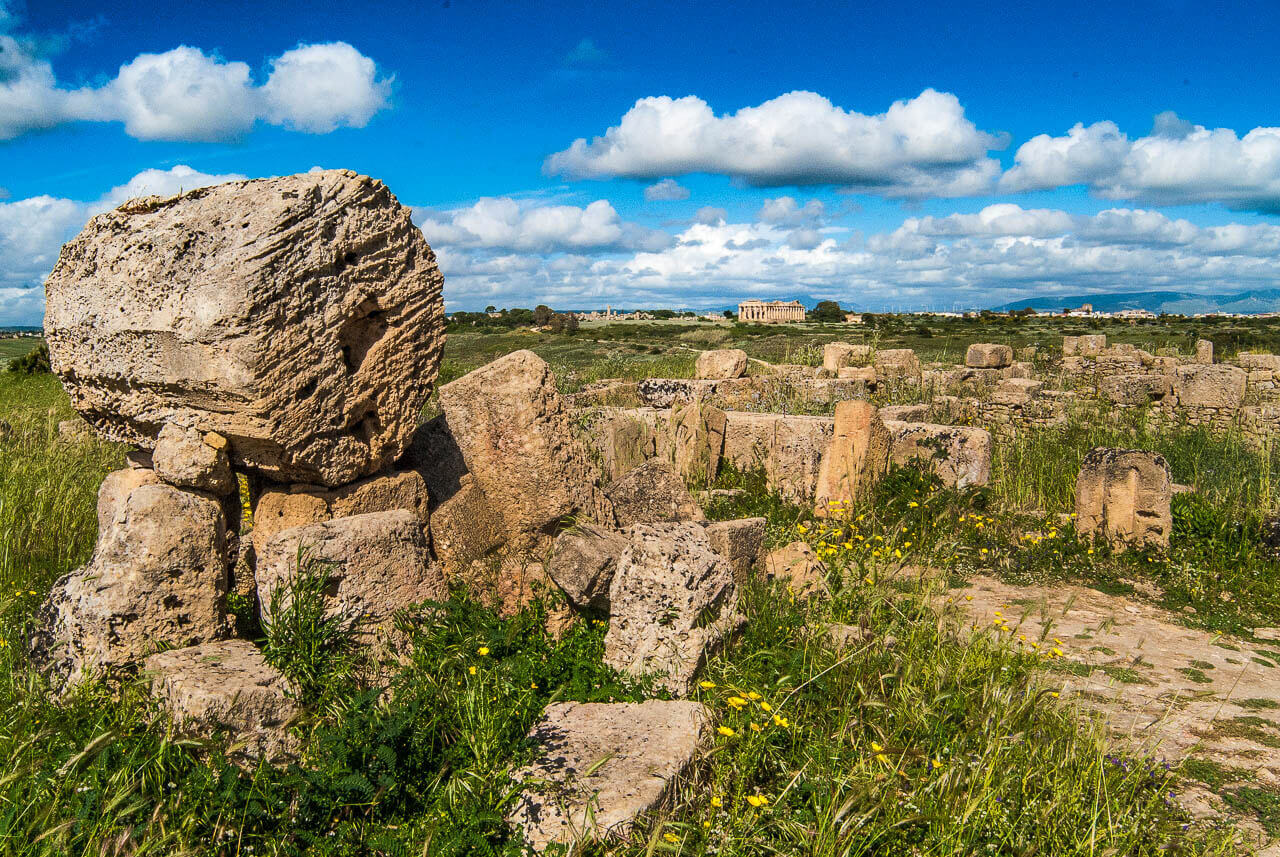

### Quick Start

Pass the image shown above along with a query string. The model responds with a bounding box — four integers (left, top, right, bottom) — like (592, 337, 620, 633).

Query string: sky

(3, 0, 1280, 323)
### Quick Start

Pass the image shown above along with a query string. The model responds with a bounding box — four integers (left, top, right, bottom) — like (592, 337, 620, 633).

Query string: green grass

(2, 332, 1274, 854)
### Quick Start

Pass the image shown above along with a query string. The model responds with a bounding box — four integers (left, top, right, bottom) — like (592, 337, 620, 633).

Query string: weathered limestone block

(605, 459, 704, 526)
(45, 170, 445, 487)
(546, 524, 629, 612)
(991, 378, 1043, 406)
(428, 475, 508, 574)
(882, 421, 992, 488)
(879, 404, 929, 422)
(251, 469, 430, 559)
(874, 349, 921, 383)
(1100, 374, 1173, 406)
(965, 343, 1013, 369)
(763, 541, 828, 597)
(144, 639, 299, 763)
(508, 700, 711, 850)
(1074, 448, 1172, 550)
(152, 423, 235, 495)
(1063, 334, 1106, 357)
(722, 411, 833, 502)
(695, 349, 748, 380)
(1175, 364, 1246, 410)
(837, 365, 877, 383)
(704, 517, 766, 587)
(823, 342, 855, 373)
(256, 510, 445, 638)
(669, 399, 726, 484)
(438, 350, 612, 544)
(1002, 361, 1035, 379)
(1238, 352, 1280, 371)
(635, 378, 719, 408)
(814, 401, 891, 517)
(604, 523, 741, 695)
(577, 407, 666, 482)
(1195, 340, 1214, 364)
(31, 475, 230, 688)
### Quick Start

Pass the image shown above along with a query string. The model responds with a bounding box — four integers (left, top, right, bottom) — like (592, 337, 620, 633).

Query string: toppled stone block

(814, 401, 891, 517)
(604, 523, 741, 695)
(605, 459, 704, 526)
(1175, 364, 1246, 410)
(704, 517, 766, 587)
(428, 475, 508, 574)
(153, 423, 235, 495)
(991, 378, 1043, 406)
(883, 422, 992, 489)
(722, 411, 833, 502)
(144, 639, 299, 763)
(438, 350, 611, 545)
(508, 700, 711, 850)
(823, 342, 870, 373)
(837, 365, 877, 384)
(879, 403, 929, 422)
(578, 407, 665, 482)
(251, 469, 430, 559)
(874, 349, 921, 383)
(965, 343, 1013, 369)
(31, 475, 230, 689)
(1100, 374, 1173, 406)
(635, 378, 719, 408)
(1238, 352, 1280, 371)
(669, 399, 726, 485)
(256, 509, 445, 639)
(1074, 448, 1172, 550)
(695, 349, 748, 379)
(1062, 334, 1106, 357)
(45, 171, 445, 487)
(546, 524, 629, 612)
(1195, 340, 1214, 364)
(763, 541, 828, 597)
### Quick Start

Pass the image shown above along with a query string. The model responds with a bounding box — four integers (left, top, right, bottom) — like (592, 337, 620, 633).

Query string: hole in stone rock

(163, 595, 181, 609)
(297, 379, 317, 400)
(322, 577, 340, 598)
(333, 249, 360, 273)
(353, 409, 381, 447)
(337, 297, 389, 374)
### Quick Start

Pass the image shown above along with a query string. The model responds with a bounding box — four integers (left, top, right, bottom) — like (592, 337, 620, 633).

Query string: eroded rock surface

(45, 170, 445, 487)
(145, 639, 299, 763)
(1074, 447, 1172, 550)
(153, 423, 234, 495)
(509, 700, 711, 851)
(814, 400, 891, 516)
(695, 349, 748, 380)
(546, 524, 630, 612)
(604, 523, 741, 694)
(31, 474, 230, 689)
(605, 458, 704, 527)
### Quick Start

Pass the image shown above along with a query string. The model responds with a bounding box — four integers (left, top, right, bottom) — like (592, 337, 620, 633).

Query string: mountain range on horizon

(988, 288, 1280, 316)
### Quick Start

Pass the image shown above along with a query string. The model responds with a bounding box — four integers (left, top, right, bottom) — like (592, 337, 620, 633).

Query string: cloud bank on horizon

(3, 1, 1280, 324)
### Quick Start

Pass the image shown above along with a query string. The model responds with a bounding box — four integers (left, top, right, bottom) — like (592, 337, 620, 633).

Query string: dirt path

(945, 576, 1280, 853)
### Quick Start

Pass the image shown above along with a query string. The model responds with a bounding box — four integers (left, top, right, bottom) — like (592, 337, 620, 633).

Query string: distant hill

(992, 289, 1280, 316)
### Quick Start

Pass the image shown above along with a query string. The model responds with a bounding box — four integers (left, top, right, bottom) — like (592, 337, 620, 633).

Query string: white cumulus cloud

(416, 197, 672, 254)
(643, 178, 690, 201)
(1001, 115, 1280, 212)
(545, 89, 1007, 198)
(0, 34, 390, 141)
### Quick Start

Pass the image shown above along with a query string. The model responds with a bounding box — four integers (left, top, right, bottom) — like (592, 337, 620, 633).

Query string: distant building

(738, 299, 805, 323)
(844, 313, 864, 324)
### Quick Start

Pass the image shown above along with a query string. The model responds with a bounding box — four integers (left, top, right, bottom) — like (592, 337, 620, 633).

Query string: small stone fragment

(546, 524, 630, 612)
(703, 517, 766, 587)
(153, 422, 235, 495)
(763, 541, 829, 597)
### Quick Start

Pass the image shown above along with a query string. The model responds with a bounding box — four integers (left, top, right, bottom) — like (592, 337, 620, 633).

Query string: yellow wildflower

(746, 795, 769, 808)
(717, 726, 735, 737)
(477, 646, 490, 656)
(664, 832, 678, 843)
(699, 680, 716, 689)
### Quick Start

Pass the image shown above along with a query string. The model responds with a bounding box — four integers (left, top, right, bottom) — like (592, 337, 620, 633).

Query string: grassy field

(0, 338, 42, 367)
(3, 322, 1279, 855)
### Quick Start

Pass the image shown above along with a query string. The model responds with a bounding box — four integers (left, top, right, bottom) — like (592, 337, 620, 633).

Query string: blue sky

(3, 0, 1280, 322)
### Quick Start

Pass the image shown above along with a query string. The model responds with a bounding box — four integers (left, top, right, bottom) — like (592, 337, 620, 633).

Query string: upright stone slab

(704, 518, 766, 587)
(437, 350, 612, 544)
(1195, 339, 1214, 364)
(823, 342, 855, 374)
(695, 349, 748, 379)
(30, 474, 231, 689)
(44, 170, 445, 487)
(604, 523, 740, 695)
(813, 401, 891, 517)
(1074, 448, 1172, 550)
(669, 399, 726, 485)
(509, 700, 711, 850)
